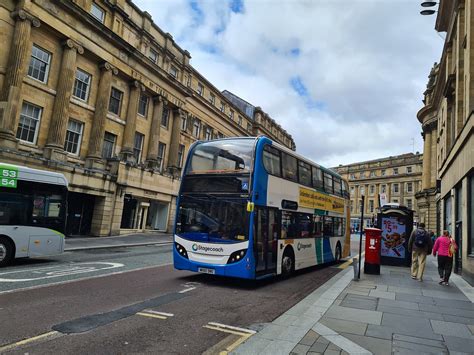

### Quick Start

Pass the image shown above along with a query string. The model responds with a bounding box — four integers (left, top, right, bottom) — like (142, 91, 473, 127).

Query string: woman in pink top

(432, 230, 458, 286)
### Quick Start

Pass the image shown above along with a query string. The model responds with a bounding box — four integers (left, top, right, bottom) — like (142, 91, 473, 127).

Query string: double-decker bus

(173, 136, 351, 279)
(0, 162, 68, 266)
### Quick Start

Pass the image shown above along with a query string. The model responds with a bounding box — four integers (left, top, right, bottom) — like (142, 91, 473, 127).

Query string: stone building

(0, 0, 294, 236)
(416, 0, 474, 284)
(333, 153, 423, 231)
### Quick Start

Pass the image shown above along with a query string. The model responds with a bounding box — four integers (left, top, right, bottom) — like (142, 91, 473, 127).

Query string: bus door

(255, 207, 279, 275)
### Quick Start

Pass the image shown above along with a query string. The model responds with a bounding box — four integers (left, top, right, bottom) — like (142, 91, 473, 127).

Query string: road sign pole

(358, 195, 365, 280)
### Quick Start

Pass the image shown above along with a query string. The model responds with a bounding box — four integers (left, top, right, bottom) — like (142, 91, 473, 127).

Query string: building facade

(416, 0, 474, 284)
(333, 153, 423, 231)
(0, 0, 294, 236)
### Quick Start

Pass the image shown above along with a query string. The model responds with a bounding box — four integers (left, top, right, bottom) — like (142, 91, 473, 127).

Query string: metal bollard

(353, 257, 359, 281)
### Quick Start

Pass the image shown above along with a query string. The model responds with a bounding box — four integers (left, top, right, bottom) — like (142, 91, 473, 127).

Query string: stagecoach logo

(192, 243, 224, 253)
(297, 242, 312, 251)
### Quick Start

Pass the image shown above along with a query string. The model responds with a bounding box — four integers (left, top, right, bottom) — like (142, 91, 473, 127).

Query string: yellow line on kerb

(338, 252, 366, 269)
(0, 331, 60, 353)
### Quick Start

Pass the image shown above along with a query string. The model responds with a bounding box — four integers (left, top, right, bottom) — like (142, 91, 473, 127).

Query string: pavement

(232, 257, 474, 355)
(64, 232, 173, 251)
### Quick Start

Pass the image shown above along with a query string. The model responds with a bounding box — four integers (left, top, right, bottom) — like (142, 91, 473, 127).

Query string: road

(0, 241, 357, 354)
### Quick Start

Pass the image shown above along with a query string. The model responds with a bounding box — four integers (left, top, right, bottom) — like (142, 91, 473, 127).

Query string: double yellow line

(203, 322, 256, 355)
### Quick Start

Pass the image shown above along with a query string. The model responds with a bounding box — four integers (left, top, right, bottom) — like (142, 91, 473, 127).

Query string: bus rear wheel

(0, 237, 14, 267)
(281, 253, 294, 277)
(335, 243, 342, 263)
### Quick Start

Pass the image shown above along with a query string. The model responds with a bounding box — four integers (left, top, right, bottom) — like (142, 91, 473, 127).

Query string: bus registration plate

(198, 267, 215, 275)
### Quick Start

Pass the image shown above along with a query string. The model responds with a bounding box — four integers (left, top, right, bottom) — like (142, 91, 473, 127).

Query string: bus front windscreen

(176, 195, 249, 243)
(186, 138, 255, 175)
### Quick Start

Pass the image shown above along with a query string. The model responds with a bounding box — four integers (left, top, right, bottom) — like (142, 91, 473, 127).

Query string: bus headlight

(227, 249, 247, 264)
(175, 242, 188, 259)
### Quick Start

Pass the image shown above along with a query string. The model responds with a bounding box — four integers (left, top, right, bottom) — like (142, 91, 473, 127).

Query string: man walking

(408, 222, 432, 281)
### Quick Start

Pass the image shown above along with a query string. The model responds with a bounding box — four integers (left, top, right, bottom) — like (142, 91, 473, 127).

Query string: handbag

(448, 237, 456, 257)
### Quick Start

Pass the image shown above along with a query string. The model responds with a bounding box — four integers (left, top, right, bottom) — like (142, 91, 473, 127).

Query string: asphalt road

(0, 245, 344, 354)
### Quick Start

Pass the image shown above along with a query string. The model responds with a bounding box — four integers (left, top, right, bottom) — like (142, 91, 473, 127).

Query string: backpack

(414, 229, 427, 248)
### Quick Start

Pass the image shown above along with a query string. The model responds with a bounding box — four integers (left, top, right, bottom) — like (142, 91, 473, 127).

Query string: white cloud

(134, 0, 443, 167)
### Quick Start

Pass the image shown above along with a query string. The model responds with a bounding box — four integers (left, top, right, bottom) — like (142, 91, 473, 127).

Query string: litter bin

(364, 227, 381, 275)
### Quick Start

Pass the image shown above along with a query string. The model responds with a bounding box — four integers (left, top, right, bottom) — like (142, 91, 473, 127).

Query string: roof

(0, 162, 68, 187)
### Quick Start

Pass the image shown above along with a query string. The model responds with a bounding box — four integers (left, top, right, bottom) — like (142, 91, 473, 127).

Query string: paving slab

(430, 320, 474, 339)
(419, 303, 474, 318)
(339, 299, 377, 311)
(392, 339, 448, 354)
(368, 289, 396, 300)
(431, 297, 474, 310)
(324, 305, 382, 325)
(260, 340, 298, 355)
(291, 343, 311, 355)
(341, 332, 391, 355)
(376, 305, 445, 321)
(378, 298, 419, 310)
(443, 335, 474, 353)
(231, 336, 271, 355)
(442, 313, 474, 325)
(387, 286, 423, 295)
(421, 289, 470, 301)
(299, 329, 320, 346)
(279, 325, 314, 342)
(257, 323, 287, 340)
(392, 334, 446, 348)
(319, 317, 368, 336)
(309, 340, 329, 353)
(394, 293, 435, 304)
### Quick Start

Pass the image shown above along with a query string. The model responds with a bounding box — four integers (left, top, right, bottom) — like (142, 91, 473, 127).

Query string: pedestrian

(432, 230, 458, 286)
(408, 222, 432, 281)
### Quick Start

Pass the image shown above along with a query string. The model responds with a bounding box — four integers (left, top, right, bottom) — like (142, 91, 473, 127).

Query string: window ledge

(71, 97, 95, 112)
(23, 77, 57, 96)
(107, 113, 126, 125)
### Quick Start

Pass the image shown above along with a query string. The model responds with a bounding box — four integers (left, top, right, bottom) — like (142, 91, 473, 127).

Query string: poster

(381, 216, 406, 258)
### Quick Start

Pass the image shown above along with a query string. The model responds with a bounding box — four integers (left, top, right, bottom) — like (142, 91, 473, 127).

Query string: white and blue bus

(0, 163, 67, 266)
(173, 136, 351, 279)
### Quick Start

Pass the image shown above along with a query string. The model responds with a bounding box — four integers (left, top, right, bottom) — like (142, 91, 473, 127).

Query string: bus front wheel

(0, 237, 14, 267)
(281, 252, 294, 277)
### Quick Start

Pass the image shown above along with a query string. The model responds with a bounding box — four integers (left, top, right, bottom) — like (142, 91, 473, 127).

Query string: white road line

(143, 310, 174, 317)
(136, 312, 167, 320)
(179, 286, 196, 293)
(0, 263, 173, 295)
(207, 322, 256, 334)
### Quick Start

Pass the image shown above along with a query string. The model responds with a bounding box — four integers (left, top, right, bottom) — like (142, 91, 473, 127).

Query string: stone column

(44, 39, 84, 161)
(120, 80, 144, 162)
(86, 62, 118, 168)
(0, 10, 40, 149)
(167, 108, 181, 169)
(422, 129, 432, 190)
(145, 95, 165, 168)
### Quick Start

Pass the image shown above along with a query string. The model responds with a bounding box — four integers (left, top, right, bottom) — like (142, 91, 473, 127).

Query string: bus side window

(281, 153, 297, 182)
(323, 216, 333, 236)
(314, 215, 323, 237)
(312, 166, 324, 189)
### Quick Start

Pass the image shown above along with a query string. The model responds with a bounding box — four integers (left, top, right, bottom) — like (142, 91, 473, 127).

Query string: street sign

(0, 164, 18, 188)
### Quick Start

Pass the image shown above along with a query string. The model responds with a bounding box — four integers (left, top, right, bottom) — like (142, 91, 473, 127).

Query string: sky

(134, 0, 444, 168)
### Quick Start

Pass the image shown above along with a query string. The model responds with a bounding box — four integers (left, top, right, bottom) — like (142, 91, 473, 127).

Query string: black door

(66, 192, 94, 236)
(255, 207, 279, 275)
(455, 221, 462, 274)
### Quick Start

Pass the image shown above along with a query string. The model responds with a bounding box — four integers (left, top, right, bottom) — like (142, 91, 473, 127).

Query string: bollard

(353, 257, 359, 281)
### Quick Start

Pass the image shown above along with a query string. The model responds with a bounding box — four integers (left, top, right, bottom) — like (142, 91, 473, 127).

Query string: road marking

(136, 312, 167, 320)
(338, 252, 365, 269)
(143, 310, 174, 317)
(0, 262, 124, 282)
(203, 322, 255, 355)
(0, 263, 173, 295)
(0, 331, 61, 353)
(179, 286, 196, 293)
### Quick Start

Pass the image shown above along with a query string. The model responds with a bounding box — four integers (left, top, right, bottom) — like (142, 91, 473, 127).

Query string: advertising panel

(299, 187, 345, 213)
(380, 216, 407, 259)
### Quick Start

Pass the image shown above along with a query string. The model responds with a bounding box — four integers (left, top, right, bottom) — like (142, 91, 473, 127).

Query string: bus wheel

(335, 243, 342, 263)
(0, 237, 14, 267)
(281, 252, 294, 277)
